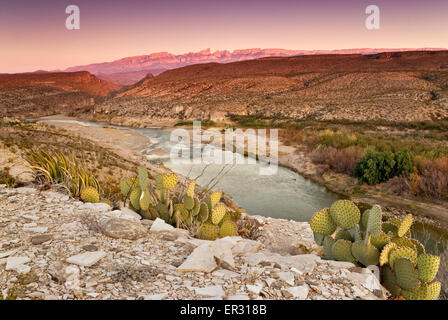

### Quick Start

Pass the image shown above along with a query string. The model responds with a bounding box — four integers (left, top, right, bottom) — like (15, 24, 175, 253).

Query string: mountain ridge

(64, 48, 446, 85)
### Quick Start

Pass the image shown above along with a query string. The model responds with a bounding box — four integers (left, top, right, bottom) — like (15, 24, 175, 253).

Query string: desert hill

(0, 72, 120, 118)
(89, 50, 448, 123)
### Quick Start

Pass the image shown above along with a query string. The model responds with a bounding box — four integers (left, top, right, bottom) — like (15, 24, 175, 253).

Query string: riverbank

(38, 115, 448, 232)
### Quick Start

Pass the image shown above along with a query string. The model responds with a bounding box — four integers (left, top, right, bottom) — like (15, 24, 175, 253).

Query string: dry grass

(310, 146, 365, 176)
(410, 157, 448, 199)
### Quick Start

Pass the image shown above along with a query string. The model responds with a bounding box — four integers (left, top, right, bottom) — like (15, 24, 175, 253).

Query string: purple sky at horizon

(0, 0, 447, 73)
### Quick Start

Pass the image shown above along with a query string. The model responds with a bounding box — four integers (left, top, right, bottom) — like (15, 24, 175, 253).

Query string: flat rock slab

(283, 285, 309, 300)
(101, 218, 147, 240)
(194, 285, 225, 298)
(31, 234, 53, 245)
(6, 256, 31, 270)
(177, 244, 217, 273)
(66, 251, 107, 267)
(244, 250, 321, 274)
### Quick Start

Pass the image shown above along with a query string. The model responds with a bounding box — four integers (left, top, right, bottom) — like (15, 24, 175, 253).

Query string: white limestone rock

(177, 244, 217, 273)
(66, 251, 107, 267)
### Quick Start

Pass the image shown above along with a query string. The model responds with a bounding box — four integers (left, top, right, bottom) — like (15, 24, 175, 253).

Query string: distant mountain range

(63, 48, 446, 85)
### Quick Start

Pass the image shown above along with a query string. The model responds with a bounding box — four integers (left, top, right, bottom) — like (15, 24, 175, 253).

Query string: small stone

(66, 251, 107, 267)
(6, 256, 31, 270)
(177, 244, 217, 273)
(275, 271, 295, 286)
(282, 284, 309, 300)
(141, 293, 167, 300)
(23, 227, 48, 233)
(101, 218, 147, 240)
(227, 294, 250, 300)
(120, 207, 142, 221)
(194, 286, 225, 298)
(149, 218, 175, 233)
(82, 244, 99, 252)
(246, 285, 262, 295)
(31, 234, 53, 245)
(0, 250, 17, 259)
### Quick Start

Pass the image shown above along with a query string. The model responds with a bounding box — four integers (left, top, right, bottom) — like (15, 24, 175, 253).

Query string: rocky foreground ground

(0, 185, 388, 300)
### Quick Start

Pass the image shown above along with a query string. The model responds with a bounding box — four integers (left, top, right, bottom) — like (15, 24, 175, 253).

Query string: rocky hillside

(0, 72, 120, 118)
(88, 50, 448, 124)
(0, 185, 386, 300)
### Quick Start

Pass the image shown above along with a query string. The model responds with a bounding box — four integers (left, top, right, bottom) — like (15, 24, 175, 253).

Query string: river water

(40, 119, 339, 221)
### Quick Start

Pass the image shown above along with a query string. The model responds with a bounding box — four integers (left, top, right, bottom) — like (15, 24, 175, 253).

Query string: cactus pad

(313, 232, 325, 246)
(80, 186, 99, 203)
(120, 178, 137, 197)
(332, 239, 356, 263)
(382, 222, 398, 236)
(220, 220, 238, 237)
(210, 191, 222, 208)
(380, 242, 397, 266)
(155, 174, 164, 190)
(211, 204, 227, 225)
(398, 214, 413, 237)
(198, 223, 220, 240)
(183, 195, 194, 210)
(370, 232, 390, 251)
(129, 187, 142, 211)
(198, 203, 209, 223)
(334, 229, 353, 241)
(366, 205, 382, 237)
(137, 166, 148, 190)
(360, 209, 370, 232)
(426, 281, 441, 300)
(323, 236, 335, 260)
(351, 240, 380, 267)
(402, 283, 428, 300)
(411, 239, 425, 256)
(394, 257, 421, 291)
(310, 208, 337, 236)
(139, 189, 151, 211)
(329, 200, 360, 229)
(391, 237, 416, 251)
(382, 265, 401, 297)
(191, 197, 200, 216)
(389, 246, 417, 269)
(186, 179, 196, 197)
(417, 254, 440, 283)
(162, 173, 178, 190)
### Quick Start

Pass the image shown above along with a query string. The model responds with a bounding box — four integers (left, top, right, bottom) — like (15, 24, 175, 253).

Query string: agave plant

(26, 150, 101, 199)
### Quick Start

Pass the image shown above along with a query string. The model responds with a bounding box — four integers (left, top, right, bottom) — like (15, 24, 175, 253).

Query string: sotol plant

(120, 166, 240, 240)
(310, 199, 441, 300)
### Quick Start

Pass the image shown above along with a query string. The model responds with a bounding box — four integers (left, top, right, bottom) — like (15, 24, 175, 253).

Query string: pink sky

(1, 0, 447, 73)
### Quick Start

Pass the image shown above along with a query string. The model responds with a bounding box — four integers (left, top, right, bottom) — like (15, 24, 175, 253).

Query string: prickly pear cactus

(309, 199, 442, 300)
(80, 186, 99, 203)
(119, 167, 241, 241)
(198, 223, 220, 240)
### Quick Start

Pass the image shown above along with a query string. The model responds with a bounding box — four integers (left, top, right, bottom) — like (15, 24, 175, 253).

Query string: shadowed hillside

(0, 72, 120, 118)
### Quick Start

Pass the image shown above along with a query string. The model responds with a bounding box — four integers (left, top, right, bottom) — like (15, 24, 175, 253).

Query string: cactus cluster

(310, 200, 441, 300)
(119, 166, 240, 240)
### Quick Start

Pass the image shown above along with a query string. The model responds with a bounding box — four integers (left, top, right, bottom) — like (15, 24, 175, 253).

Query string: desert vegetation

(310, 199, 442, 300)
